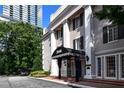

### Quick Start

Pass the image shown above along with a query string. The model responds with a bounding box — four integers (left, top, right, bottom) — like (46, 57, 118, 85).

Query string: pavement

(2, 76, 121, 88)
(28, 77, 124, 88)
(29, 76, 94, 88)
(0, 76, 73, 88)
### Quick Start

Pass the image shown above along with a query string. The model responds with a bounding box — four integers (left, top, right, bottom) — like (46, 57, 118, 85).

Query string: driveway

(0, 76, 72, 88)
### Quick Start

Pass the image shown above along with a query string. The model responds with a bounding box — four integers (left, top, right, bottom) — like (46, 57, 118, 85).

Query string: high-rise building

(2, 5, 42, 27)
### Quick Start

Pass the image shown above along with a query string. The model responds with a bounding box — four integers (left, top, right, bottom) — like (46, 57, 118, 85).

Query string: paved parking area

(0, 76, 72, 88)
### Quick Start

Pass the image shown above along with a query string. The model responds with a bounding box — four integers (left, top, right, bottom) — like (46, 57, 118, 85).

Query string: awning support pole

(58, 58, 62, 79)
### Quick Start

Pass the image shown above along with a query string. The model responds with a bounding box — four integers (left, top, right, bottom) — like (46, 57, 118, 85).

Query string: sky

(0, 5, 60, 28)
(42, 5, 60, 28)
(0, 6, 3, 15)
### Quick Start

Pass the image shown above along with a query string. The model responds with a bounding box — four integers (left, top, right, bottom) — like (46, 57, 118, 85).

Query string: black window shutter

(80, 13, 83, 26)
(118, 24, 124, 39)
(80, 36, 83, 49)
(73, 40, 75, 49)
(103, 26, 108, 44)
(56, 30, 58, 39)
(61, 27, 63, 37)
(73, 18, 75, 30)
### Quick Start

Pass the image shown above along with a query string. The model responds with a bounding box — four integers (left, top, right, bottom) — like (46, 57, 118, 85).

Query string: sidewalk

(29, 76, 95, 88)
(29, 76, 124, 88)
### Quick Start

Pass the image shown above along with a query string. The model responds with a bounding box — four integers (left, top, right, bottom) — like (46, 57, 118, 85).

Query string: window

(56, 27, 63, 40)
(106, 56, 116, 77)
(72, 13, 83, 30)
(75, 17, 80, 29)
(97, 57, 102, 77)
(108, 25, 118, 42)
(80, 13, 83, 26)
(72, 19, 75, 30)
(10, 5, 13, 17)
(120, 54, 124, 78)
(103, 25, 118, 43)
(73, 36, 84, 50)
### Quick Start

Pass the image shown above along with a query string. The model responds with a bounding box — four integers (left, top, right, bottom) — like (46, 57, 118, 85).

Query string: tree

(95, 5, 124, 25)
(0, 21, 43, 75)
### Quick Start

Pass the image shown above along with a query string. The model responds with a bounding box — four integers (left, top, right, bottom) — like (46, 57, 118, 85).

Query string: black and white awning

(52, 46, 85, 59)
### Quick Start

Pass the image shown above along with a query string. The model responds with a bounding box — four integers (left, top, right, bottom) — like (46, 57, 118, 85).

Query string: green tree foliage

(95, 5, 124, 25)
(0, 21, 43, 75)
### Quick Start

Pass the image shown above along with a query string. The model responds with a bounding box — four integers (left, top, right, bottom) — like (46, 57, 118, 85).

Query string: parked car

(18, 68, 30, 76)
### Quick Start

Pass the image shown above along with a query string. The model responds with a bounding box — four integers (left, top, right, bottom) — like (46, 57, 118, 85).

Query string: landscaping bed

(29, 70, 50, 77)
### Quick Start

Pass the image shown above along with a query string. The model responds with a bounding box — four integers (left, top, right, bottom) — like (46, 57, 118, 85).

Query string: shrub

(29, 70, 50, 77)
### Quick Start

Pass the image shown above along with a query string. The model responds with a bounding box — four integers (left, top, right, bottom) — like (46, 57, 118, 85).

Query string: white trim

(51, 6, 83, 31)
(119, 54, 121, 80)
(95, 47, 124, 55)
(96, 56, 102, 79)
(97, 52, 124, 80)
(104, 56, 106, 79)
(118, 53, 124, 80)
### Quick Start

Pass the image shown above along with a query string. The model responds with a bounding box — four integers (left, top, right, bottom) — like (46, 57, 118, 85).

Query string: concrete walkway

(29, 77, 124, 88)
(29, 77, 94, 88)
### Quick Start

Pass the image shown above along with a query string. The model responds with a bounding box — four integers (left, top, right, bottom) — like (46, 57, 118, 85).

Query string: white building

(3, 5, 42, 27)
(43, 5, 124, 82)
(42, 28, 51, 71)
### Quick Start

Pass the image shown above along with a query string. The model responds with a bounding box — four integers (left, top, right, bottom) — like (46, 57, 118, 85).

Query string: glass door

(120, 54, 124, 78)
(96, 57, 102, 77)
(106, 55, 116, 78)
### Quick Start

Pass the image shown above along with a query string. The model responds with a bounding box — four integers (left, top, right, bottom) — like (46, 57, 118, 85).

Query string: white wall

(42, 34, 51, 71)
(50, 32, 58, 76)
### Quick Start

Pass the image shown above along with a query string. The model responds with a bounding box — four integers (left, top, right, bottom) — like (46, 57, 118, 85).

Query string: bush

(29, 70, 50, 77)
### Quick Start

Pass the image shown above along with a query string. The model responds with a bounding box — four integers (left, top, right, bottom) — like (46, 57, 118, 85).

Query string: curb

(28, 76, 68, 85)
(28, 76, 95, 88)
(68, 83, 95, 88)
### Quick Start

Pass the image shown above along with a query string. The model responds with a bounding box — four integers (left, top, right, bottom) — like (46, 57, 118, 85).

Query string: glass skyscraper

(3, 5, 42, 27)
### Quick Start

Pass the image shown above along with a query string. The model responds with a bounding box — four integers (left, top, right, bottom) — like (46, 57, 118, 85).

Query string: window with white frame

(103, 25, 118, 43)
(97, 57, 102, 77)
(120, 54, 124, 78)
(73, 36, 83, 50)
(108, 25, 118, 42)
(72, 13, 83, 30)
(106, 55, 116, 77)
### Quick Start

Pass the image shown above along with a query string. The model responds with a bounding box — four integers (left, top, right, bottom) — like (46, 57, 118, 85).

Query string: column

(58, 58, 62, 79)
(50, 31, 58, 76)
(63, 20, 70, 48)
(84, 5, 93, 79)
